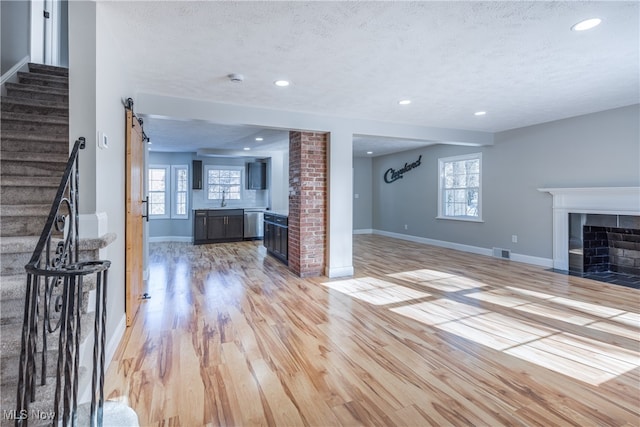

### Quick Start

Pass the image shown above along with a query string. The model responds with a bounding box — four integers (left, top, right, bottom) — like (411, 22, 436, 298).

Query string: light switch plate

(97, 131, 109, 149)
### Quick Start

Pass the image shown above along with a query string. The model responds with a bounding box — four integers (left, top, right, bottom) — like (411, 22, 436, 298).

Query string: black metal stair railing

(16, 137, 111, 427)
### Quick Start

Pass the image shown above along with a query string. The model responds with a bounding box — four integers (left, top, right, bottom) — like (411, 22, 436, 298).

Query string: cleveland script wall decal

(384, 155, 422, 183)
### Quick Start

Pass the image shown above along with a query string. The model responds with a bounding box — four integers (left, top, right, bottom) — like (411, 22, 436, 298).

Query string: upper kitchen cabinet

(247, 161, 267, 190)
(193, 160, 203, 190)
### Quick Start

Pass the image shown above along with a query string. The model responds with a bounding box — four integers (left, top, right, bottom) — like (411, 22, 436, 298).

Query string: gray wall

(372, 105, 640, 260)
(148, 152, 195, 239)
(1, 0, 30, 74)
(353, 157, 373, 230)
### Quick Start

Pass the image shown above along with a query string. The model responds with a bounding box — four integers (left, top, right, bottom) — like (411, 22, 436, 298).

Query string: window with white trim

(148, 166, 169, 218)
(171, 165, 189, 218)
(438, 153, 482, 221)
(206, 166, 243, 201)
(148, 164, 189, 219)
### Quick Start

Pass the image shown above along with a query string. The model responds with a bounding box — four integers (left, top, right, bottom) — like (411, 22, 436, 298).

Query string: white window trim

(436, 152, 483, 222)
(148, 165, 170, 219)
(171, 164, 189, 220)
(204, 165, 245, 201)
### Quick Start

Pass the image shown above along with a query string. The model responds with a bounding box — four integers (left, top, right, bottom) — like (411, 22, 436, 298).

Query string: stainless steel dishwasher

(243, 209, 264, 239)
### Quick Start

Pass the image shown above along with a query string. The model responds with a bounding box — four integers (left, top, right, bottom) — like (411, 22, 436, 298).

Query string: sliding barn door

(125, 108, 145, 326)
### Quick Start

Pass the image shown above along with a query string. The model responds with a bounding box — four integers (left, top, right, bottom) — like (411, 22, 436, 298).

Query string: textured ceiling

(102, 1, 639, 156)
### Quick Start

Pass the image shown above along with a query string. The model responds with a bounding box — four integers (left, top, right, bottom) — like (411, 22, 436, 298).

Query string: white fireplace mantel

(538, 187, 640, 270)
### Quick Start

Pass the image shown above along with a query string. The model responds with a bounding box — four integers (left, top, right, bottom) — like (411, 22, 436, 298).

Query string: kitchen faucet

(221, 189, 227, 207)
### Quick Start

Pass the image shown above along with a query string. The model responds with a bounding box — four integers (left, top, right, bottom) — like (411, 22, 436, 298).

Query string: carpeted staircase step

(0, 235, 114, 276)
(1, 150, 68, 164)
(1, 287, 91, 326)
(1, 96, 68, 117)
(0, 236, 50, 275)
(0, 274, 29, 300)
(1, 349, 59, 386)
(5, 82, 68, 104)
(28, 62, 69, 77)
(0, 379, 58, 427)
(1, 111, 68, 135)
(0, 159, 67, 177)
(0, 204, 52, 237)
(0, 207, 55, 238)
(1, 312, 96, 357)
(0, 131, 68, 154)
(0, 273, 97, 302)
(17, 71, 68, 89)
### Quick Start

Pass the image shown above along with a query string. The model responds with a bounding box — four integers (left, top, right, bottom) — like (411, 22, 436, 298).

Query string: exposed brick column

(288, 131, 327, 277)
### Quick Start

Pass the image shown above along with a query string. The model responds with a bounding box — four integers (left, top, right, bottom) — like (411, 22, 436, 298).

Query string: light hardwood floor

(105, 235, 640, 426)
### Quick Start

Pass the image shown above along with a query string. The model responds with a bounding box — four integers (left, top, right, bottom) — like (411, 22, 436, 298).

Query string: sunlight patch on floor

(504, 286, 555, 300)
(609, 311, 640, 328)
(325, 266, 640, 386)
(388, 269, 488, 292)
(390, 299, 488, 325)
(322, 277, 430, 305)
(505, 332, 640, 385)
(466, 289, 531, 307)
(466, 289, 640, 341)
(392, 297, 640, 385)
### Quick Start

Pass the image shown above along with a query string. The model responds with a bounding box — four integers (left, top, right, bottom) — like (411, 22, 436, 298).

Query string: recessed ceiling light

(366, 151, 373, 155)
(255, 137, 264, 141)
(274, 80, 290, 87)
(474, 111, 487, 116)
(398, 99, 412, 105)
(571, 18, 602, 31)
(243, 147, 251, 151)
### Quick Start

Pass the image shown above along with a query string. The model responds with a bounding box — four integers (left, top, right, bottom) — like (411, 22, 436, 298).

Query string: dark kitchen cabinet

(194, 209, 244, 244)
(192, 160, 203, 190)
(247, 162, 267, 190)
(264, 213, 288, 264)
(194, 210, 207, 242)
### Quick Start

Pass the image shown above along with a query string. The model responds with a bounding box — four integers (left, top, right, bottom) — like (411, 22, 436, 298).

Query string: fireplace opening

(568, 213, 640, 288)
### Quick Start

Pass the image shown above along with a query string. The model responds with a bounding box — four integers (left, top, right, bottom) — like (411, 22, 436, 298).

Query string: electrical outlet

(512, 235, 518, 243)
(354, 193, 359, 199)
(404, 224, 408, 230)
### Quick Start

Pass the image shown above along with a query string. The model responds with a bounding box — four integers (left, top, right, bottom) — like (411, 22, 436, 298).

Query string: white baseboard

(78, 313, 126, 404)
(326, 265, 355, 278)
(105, 314, 127, 369)
(353, 229, 373, 235)
(510, 253, 553, 268)
(149, 236, 193, 243)
(371, 229, 552, 268)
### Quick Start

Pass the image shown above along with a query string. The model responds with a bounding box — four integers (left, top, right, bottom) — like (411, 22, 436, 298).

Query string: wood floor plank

(104, 235, 640, 426)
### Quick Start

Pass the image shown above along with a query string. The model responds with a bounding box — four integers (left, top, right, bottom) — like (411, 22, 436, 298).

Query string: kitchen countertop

(265, 210, 289, 217)
(192, 207, 267, 211)
(191, 207, 288, 216)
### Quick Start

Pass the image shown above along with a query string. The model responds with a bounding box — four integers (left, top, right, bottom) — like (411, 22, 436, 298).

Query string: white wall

(372, 105, 640, 263)
(69, 1, 133, 356)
